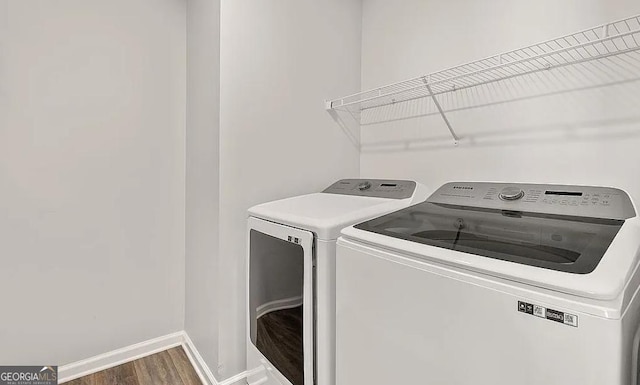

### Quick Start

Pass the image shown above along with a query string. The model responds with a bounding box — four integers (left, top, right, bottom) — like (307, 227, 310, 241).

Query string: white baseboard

(59, 331, 185, 383)
(181, 332, 219, 385)
(256, 296, 302, 319)
(58, 331, 254, 385)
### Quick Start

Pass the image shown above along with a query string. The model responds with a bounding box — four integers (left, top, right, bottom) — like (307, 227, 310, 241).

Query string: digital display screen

(380, 184, 397, 187)
(545, 191, 583, 197)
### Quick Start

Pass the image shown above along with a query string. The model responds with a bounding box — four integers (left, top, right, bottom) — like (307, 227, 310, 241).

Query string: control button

(518, 302, 527, 312)
(499, 186, 525, 201)
(357, 181, 372, 191)
(564, 313, 578, 327)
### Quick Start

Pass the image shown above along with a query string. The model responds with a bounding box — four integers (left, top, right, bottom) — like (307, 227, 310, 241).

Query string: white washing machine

(245, 179, 430, 385)
(336, 181, 640, 385)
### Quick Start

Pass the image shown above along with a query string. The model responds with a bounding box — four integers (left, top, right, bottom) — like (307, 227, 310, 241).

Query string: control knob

(499, 186, 525, 201)
(358, 181, 372, 191)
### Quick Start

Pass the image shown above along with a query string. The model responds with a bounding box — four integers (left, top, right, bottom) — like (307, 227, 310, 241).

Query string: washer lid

(354, 201, 623, 275)
(342, 182, 640, 299)
(249, 192, 421, 240)
(343, 219, 640, 300)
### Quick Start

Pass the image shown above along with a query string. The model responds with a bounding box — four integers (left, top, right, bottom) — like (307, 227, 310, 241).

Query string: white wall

(361, 0, 640, 201)
(218, 0, 362, 377)
(185, 0, 221, 374)
(0, 0, 186, 365)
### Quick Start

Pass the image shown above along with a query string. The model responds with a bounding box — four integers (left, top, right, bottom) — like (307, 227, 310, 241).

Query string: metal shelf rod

(330, 27, 639, 111)
(360, 45, 640, 112)
(325, 14, 640, 148)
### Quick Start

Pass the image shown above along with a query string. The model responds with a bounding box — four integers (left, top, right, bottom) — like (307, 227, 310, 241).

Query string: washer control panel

(428, 182, 636, 220)
(323, 179, 417, 199)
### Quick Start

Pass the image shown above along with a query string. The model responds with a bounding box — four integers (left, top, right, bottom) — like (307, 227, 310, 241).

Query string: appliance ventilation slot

(326, 14, 640, 145)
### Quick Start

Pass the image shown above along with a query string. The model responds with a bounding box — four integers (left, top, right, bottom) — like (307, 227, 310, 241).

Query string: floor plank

(96, 362, 139, 385)
(64, 347, 201, 385)
(256, 306, 303, 385)
(66, 375, 98, 385)
(167, 346, 202, 385)
(133, 350, 184, 385)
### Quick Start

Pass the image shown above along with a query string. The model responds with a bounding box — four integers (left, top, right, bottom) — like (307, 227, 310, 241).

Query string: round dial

(358, 181, 372, 191)
(499, 186, 525, 201)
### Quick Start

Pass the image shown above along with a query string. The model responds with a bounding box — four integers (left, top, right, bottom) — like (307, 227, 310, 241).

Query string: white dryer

(336, 182, 640, 385)
(245, 179, 430, 385)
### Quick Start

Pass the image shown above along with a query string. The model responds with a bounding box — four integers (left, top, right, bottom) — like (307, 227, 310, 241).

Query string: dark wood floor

(256, 306, 303, 385)
(64, 347, 201, 385)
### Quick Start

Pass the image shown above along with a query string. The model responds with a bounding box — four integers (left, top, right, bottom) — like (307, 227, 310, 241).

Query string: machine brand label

(518, 301, 577, 328)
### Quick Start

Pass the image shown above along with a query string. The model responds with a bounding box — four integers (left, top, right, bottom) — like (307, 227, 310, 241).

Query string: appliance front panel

(247, 217, 314, 385)
(335, 240, 625, 385)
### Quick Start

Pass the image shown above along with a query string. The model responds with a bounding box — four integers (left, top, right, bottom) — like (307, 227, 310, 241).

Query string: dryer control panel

(323, 179, 417, 199)
(428, 182, 636, 220)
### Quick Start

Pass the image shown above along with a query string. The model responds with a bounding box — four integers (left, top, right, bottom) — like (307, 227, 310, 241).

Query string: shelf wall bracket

(421, 77, 460, 144)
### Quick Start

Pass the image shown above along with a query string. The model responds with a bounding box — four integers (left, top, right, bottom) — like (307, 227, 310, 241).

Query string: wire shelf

(326, 14, 640, 143)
